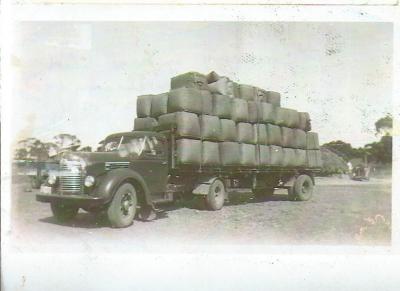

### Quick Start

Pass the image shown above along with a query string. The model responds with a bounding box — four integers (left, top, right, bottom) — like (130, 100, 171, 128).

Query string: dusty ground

(9, 176, 391, 252)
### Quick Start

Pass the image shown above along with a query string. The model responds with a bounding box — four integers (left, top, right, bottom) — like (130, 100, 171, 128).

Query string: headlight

(48, 175, 57, 185)
(84, 176, 95, 187)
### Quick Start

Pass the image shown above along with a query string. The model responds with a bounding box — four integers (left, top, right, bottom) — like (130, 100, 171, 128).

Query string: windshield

(102, 135, 162, 157)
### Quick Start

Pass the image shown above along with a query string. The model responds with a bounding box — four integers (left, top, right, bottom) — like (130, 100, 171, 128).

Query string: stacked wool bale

(134, 71, 322, 169)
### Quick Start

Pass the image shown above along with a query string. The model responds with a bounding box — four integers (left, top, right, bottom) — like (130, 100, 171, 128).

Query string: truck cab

(37, 131, 172, 227)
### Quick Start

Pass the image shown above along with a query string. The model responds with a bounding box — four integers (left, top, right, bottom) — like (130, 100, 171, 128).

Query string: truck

(36, 71, 322, 228)
(37, 128, 320, 228)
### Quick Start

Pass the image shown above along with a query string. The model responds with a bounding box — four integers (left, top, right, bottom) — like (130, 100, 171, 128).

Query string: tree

(14, 138, 48, 161)
(375, 114, 392, 136)
(321, 140, 364, 161)
(53, 134, 81, 152)
(79, 146, 92, 152)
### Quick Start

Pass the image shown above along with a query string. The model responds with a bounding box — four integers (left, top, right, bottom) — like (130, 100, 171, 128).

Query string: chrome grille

(59, 160, 82, 193)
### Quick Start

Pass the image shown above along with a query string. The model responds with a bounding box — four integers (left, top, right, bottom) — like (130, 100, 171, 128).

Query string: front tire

(51, 202, 79, 222)
(107, 183, 138, 228)
(288, 175, 314, 201)
(205, 179, 225, 211)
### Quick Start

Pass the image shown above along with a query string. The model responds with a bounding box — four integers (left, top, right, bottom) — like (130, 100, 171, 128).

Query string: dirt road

(9, 176, 391, 251)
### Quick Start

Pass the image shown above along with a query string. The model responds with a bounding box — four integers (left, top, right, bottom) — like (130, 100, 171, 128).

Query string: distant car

(14, 160, 59, 189)
(351, 166, 370, 181)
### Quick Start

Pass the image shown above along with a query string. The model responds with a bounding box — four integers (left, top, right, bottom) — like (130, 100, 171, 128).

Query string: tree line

(322, 114, 392, 165)
(14, 134, 93, 161)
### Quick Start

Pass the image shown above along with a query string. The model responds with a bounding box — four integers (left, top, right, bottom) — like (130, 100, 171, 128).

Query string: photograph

(1, 4, 398, 290)
(10, 21, 392, 246)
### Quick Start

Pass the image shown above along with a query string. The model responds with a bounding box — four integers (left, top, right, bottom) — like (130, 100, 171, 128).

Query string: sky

(12, 21, 393, 148)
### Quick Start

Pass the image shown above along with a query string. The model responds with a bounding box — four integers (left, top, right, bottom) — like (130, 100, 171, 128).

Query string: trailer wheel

(107, 183, 137, 228)
(205, 179, 225, 211)
(51, 202, 79, 222)
(288, 175, 314, 201)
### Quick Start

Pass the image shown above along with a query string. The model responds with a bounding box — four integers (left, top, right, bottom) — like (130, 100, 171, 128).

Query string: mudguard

(94, 168, 153, 206)
(192, 176, 221, 195)
(283, 172, 315, 188)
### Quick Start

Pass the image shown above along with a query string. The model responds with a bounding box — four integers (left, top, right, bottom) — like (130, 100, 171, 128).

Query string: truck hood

(60, 151, 132, 166)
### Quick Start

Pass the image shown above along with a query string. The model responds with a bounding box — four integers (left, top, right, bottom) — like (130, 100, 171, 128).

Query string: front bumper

(36, 193, 106, 208)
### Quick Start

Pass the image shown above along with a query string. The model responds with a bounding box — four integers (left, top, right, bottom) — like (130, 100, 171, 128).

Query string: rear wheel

(51, 202, 79, 222)
(107, 183, 137, 228)
(288, 175, 314, 201)
(205, 179, 225, 211)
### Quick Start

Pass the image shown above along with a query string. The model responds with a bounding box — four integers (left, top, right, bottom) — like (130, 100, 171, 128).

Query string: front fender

(93, 168, 152, 206)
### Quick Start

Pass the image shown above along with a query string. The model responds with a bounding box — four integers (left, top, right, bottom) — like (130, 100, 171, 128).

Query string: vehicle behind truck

(37, 71, 322, 228)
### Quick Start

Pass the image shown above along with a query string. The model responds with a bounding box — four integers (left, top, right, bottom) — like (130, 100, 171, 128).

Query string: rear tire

(51, 202, 79, 222)
(205, 179, 225, 211)
(107, 183, 137, 228)
(288, 175, 314, 201)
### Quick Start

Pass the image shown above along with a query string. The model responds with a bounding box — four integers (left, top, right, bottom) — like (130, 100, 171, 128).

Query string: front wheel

(205, 179, 225, 211)
(51, 202, 79, 222)
(107, 183, 138, 228)
(288, 175, 314, 201)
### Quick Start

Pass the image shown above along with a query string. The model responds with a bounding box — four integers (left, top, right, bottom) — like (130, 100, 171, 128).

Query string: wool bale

(201, 90, 213, 115)
(202, 141, 220, 166)
(176, 139, 201, 166)
(254, 124, 268, 145)
(137, 95, 153, 117)
(299, 112, 311, 131)
(200, 115, 221, 141)
(259, 145, 270, 166)
(275, 107, 289, 126)
(171, 72, 208, 90)
(238, 84, 257, 101)
(247, 101, 258, 123)
(282, 148, 296, 167)
(206, 71, 221, 84)
(212, 94, 232, 119)
(158, 112, 200, 139)
(265, 91, 281, 107)
(269, 145, 283, 166)
(237, 123, 256, 144)
(231, 82, 240, 98)
(208, 77, 234, 97)
(257, 102, 276, 124)
(266, 124, 282, 146)
(286, 109, 300, 128)
(219, 142, 240, 166)
(256, 89, 269, 103)
(220, 119, 237, 141)
(133, 117, 158, 131)
(168, 88, 203, 114)
(150, 93, 168, 117)
(231, 98, 249, 122)
(281, 127, 295, 148)
(293, 129, 307, 149)
(307, 150, 322, 168)
(294, 149, 307, 167)
(239, 143, 257, 167)
(306, 132, 320, 150)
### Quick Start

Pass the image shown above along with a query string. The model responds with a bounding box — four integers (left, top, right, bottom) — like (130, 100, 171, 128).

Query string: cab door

(134, 136, 169, 198)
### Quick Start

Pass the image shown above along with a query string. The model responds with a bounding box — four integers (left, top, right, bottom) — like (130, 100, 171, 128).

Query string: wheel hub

(121, 193, 133, 216)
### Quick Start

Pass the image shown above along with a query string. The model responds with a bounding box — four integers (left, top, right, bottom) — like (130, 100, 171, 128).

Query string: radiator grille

(59, 160, 82, 193)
